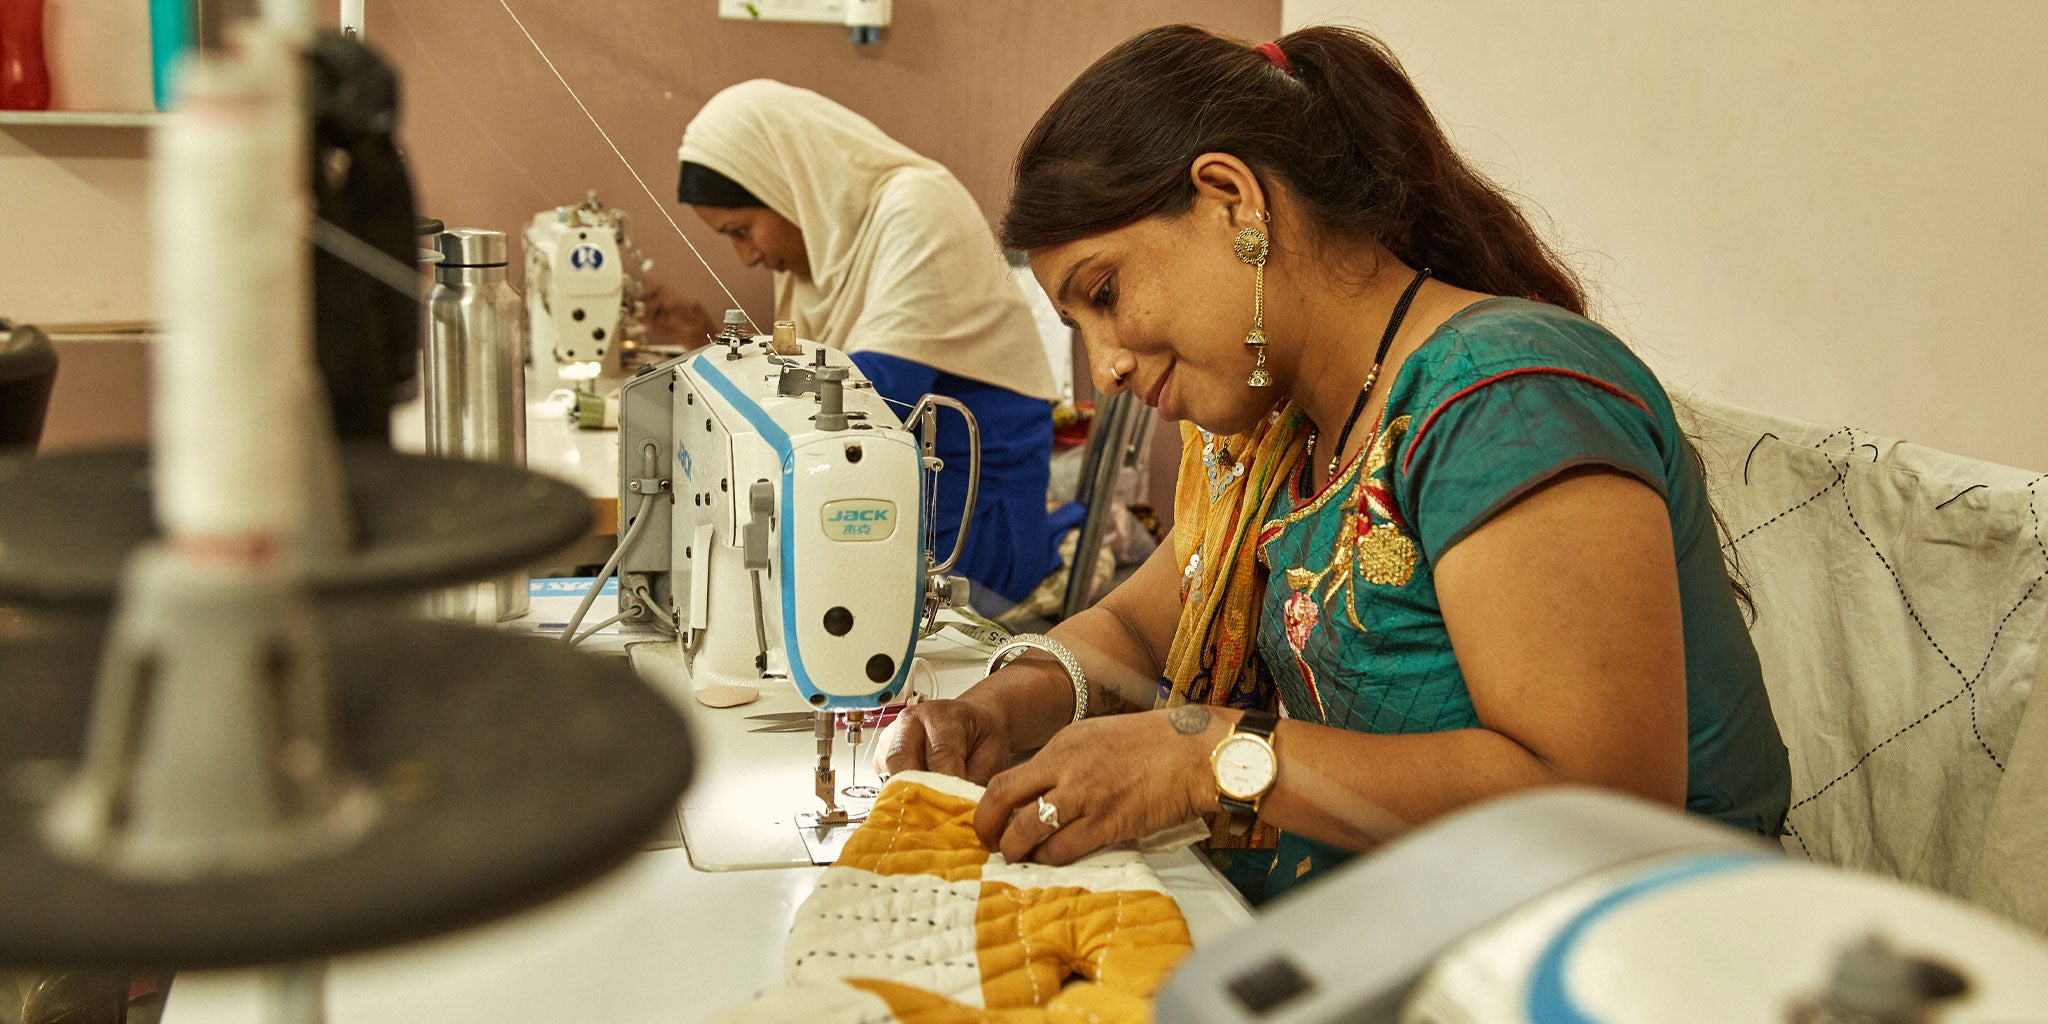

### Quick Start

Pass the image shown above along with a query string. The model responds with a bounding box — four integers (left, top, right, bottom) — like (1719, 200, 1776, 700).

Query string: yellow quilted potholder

(708, 771, 1195, 1023)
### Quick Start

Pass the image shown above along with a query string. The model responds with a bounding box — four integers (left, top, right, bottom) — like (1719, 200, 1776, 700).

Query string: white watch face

(1215, 735, 1277, 801)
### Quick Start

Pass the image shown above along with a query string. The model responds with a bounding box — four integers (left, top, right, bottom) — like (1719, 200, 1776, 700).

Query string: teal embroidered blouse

(1222, 298, 1789, 904)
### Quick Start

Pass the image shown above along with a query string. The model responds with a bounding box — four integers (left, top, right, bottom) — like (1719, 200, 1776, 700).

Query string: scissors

(744, 702, 919, 735)
(742, 653, 944, 733)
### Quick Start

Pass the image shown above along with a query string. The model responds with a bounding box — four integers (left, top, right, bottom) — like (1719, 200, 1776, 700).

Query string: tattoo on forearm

(1096, 686, 1132, 715)
(1168, 704, 1211, 735)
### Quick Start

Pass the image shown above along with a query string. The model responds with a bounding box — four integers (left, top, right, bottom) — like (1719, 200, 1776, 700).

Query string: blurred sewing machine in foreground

(1161, 788, 2048, 1023)
(523, 192, 654, 428)
(615, 313, 979, 862)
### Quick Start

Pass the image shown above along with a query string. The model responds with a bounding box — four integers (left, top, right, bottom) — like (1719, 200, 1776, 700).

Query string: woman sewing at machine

(672, 79, 1063, 611)
(880, 25, 1791, 904)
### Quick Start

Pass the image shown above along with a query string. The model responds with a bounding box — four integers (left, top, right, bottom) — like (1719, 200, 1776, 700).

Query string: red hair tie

(1255, 41, 1293, 76)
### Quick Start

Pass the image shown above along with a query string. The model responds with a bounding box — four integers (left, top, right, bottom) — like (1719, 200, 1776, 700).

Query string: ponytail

(1001, 25, 1585, 316)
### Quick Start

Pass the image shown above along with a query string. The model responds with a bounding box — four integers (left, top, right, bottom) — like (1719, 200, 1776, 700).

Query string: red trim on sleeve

(1401, 367, 1652, 476)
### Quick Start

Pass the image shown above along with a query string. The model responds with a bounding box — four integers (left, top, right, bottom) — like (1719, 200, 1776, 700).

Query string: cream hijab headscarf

(678, 80, 1056, 401)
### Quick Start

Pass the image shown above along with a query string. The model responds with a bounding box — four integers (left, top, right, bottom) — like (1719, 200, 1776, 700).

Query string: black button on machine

(823, 607, 853, 636)
(864, 654, 894, 684)
(572, 308, 585, 321)
(1228, 957, 1315, 1016)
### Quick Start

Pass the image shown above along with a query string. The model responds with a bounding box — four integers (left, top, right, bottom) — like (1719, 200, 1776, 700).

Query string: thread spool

(771, 320, 800, 356)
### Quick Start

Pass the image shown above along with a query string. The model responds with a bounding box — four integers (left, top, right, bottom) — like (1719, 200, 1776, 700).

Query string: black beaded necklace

(1304, 267, 1433, 481)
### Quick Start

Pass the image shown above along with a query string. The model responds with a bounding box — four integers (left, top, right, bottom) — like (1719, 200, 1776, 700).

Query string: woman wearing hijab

(676, 79, 1063, 610)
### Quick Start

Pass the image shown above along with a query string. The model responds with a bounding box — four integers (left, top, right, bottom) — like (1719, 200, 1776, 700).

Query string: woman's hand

(638, 284, 717, 350)
(875, 698, 1013, 786)
(971, 705, 1231, 866)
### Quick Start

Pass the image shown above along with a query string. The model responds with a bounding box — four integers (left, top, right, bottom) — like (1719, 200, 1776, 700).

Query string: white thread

(497, 0, 761, 334)
(1015, 890, 1043, 1005)
(1093, 892, 1128, 981)
(157, 38, 306, 544)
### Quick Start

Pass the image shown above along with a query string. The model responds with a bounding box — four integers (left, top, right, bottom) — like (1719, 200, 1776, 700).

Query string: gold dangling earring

(1234, 219, 1273, 388)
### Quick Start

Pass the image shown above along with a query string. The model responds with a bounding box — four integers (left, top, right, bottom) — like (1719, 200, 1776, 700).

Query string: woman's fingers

(876, 716, 924, 776)
(997, 795, 1065, 863)
(974, 762, 1052, 849)
(991, 790, 1120, 866)
(880, 703, 997, 781)
(1030, 812, 1118, 867)
(920, 725, 971, 780)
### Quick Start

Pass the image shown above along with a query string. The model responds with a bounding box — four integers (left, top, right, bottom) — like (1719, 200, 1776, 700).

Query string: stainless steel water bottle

(425, 228, 530, 621)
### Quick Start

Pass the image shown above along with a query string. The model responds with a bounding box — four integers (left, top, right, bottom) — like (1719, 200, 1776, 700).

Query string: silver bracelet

(985, 633, 1088, 723)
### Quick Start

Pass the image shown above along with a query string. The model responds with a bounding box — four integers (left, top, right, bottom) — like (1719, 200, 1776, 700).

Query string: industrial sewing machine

(522, 192, 653, 428)
(615, 313, 978, 861)
(1160, 788, 2048, 1022)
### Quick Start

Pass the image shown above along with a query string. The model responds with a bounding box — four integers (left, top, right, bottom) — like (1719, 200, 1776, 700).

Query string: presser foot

(795, 809, 867, 865)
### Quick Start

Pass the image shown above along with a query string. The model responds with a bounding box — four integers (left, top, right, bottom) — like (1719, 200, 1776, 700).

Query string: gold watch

(1212, 709, 1280, 819)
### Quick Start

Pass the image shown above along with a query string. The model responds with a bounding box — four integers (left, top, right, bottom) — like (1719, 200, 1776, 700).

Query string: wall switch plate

(718, 0, 847, 24)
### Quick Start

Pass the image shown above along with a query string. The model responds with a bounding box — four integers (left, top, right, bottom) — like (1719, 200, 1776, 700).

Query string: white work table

(161, 617, 1253, 1023)
(391, 377, 622, 534)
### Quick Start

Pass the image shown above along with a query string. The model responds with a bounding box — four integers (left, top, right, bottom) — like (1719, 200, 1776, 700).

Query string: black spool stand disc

(0, 447, 595, 605)
(0, 612, 693, 969)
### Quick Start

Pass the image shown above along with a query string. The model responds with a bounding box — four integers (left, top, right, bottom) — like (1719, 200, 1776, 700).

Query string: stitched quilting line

(1836, 463, 2022, 772)
(875, 800, 915, 864)
(1784, 563, 2045, 806)
(1782, 818, 1812, 859)
(1787, 461, 2048, 805)
(1959, 474, 2048, 771)
(1092, 892, 1129, 985)
(1790, 674, 1977, 812)
(817, 909, 948, 929)
(1967, 570, 2047, 771)
(1016, 889, 1043, 1005)
(1809, 426, 1852, 451)
(2030, 476, 2046, 568)
(1723, 462, 1845, 551)
(792, 948, 972, 969)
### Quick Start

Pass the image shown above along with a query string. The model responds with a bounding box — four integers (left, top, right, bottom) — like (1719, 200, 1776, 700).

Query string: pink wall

(371, 0, 1281, 319)
(11, 1, 1282, 450)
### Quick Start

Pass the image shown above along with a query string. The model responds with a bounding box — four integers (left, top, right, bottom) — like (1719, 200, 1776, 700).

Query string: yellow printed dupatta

(1161, 407, 1309, 845)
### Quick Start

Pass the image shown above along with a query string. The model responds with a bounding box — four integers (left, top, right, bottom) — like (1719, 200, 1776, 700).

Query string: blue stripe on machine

(1525, 852, 1773, 1023)
(690, 353, 914, 704)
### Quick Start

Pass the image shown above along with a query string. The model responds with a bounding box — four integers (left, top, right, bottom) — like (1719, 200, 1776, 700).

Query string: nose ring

(1110, 368, 1126, 386)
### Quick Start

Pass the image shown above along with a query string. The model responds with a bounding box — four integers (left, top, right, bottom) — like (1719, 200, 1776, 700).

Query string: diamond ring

(1037, 797, 1061, 831)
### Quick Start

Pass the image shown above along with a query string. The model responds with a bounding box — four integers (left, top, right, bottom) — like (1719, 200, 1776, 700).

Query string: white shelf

(0, 110, 165, 127)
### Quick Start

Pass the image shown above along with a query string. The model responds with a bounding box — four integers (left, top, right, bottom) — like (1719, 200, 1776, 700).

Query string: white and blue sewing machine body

(616, 336, 929, 713)
(524, 194, 650, 420)
(1158, 789, 2048, 1023)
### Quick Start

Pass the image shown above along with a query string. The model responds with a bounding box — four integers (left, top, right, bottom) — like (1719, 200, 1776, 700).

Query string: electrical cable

(560, 492, 655, 645)
(568, 609, 636, 648)
(309, 218, 421, 298)
(496, 0, 760, 334)
(633, 582, 676, 629)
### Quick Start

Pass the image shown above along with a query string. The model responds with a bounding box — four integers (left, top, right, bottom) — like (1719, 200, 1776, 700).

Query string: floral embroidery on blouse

(1254, 415, 1422, 725)
(1261, 415, 1420, 634)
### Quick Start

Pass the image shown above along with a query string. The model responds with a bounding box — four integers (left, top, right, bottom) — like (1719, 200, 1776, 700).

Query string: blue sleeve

(1396, 369, 1671, 561)
(847, 351, 938, 418)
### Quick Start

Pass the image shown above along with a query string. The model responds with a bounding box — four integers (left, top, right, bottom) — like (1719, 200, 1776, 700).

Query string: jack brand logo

(820, 499, 896, 541)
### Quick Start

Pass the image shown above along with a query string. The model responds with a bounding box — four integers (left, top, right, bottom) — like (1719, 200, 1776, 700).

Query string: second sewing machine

(613, 314, 980, 863)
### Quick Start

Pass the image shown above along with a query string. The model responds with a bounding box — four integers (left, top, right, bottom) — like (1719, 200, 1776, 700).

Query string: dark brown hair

(1001, 24, 1585, 314)
(1005, 25, 1760, 618)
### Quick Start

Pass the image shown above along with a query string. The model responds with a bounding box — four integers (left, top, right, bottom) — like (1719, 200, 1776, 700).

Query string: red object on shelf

(0, 0, 52, 111)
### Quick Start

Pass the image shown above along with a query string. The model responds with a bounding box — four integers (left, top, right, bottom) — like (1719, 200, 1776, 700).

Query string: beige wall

(2, 0, 1280, 448)
(0, 0, 158, 327)
(1285, 0, 2047, 472)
